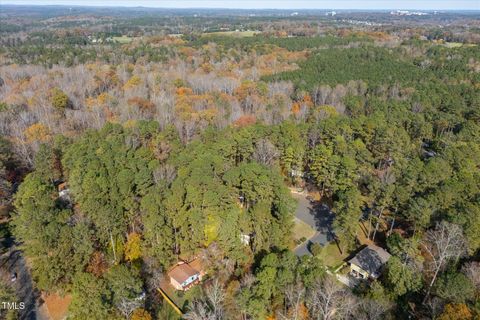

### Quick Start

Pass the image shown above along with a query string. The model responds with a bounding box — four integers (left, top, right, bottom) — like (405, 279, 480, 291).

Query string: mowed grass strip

(113, 36, 133, 43)
(293, 217, 316, 242)
(316, 242, 346, 268)
(202, 30, 258, 37)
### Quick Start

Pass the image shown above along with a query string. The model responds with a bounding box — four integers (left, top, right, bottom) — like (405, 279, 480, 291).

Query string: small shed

(168, 259, 204, 291)
(348, 244, 391, 279)
(57, 182, 71, 203)
(240, 234, 251, 246)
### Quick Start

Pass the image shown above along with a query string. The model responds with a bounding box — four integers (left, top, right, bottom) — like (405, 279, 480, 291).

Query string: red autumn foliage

(86, 251, 108, 277)
(233, 115, 256, 127)
(127, 97, 155, 111)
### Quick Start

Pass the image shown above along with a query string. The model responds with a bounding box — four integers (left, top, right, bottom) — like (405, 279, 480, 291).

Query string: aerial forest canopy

(1, 6, 479, 320)
(14, 122, 296, 284)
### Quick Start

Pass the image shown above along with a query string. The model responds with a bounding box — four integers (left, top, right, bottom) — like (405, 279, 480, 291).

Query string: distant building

(168, 259, 205, 291)
(240, 234, 251, 246)
(348, 245, 391, 279)
(290, 169, 304, 178)
(58, 182, 71, 202)
(390, 10, 428, 16)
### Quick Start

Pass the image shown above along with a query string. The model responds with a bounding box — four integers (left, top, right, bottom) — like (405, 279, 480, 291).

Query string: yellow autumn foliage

(24, 123, 51, 143)
(131, 308, 152, 320)
(204, 214, 220, 246)
(123, 75, 141, 90)
(124, 232, 142, 262)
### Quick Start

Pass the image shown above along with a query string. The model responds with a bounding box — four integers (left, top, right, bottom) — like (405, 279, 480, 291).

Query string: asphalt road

(292, 192, 335, 256)
(0, 244, 39, 320)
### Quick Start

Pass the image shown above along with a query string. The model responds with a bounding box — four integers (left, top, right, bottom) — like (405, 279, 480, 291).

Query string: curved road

(0, 244, 40, 320)
(292, 192, 335, 256)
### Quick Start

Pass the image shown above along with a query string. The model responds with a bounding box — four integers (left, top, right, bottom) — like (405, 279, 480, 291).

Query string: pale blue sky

(2, 0, 479, 10)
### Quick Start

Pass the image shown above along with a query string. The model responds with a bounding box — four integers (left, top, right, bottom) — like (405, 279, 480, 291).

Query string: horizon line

(1, 4, 479, 11)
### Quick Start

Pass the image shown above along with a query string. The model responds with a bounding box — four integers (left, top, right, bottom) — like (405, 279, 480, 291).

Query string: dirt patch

(42, 292, 72, 320)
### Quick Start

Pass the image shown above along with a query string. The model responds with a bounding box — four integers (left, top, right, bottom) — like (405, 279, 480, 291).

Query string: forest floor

(38, 293, 72, 320)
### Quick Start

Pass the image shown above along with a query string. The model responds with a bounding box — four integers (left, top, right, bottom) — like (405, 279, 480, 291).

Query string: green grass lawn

(317, 242, 347, 268)
(112, 36, 133, 44)
(441, 42, 477, 48)
(159, 282, 203, 318)
(336, 263, 350, 275)
(174, 285, 202, 311)
(292, 218, 316, 242)
(202, 30, 258, 37)
(317, 222, 381, 270)
(443, 42, 465, 48)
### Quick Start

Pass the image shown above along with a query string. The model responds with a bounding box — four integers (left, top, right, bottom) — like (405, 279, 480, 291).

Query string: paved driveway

(292, 192, 335, 257)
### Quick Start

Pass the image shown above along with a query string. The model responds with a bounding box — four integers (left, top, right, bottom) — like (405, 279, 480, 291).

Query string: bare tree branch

(421, 221, 467, 303)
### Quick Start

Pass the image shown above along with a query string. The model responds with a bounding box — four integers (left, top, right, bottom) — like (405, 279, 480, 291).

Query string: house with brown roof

(348, 244, 391, 280)
(168, 259, 205, 291)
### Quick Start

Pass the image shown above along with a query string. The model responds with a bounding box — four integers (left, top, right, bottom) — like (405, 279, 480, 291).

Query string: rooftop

(348, 244, 391, 277)
(168, 263, 199, 285)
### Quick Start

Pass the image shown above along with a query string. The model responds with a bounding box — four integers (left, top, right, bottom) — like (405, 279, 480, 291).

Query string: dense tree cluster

(0, 281, 19, 320)
(12, 121, 304, 317)
(0, 137, 15, 212)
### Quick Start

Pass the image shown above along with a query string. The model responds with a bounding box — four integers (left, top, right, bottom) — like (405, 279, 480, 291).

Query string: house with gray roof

(348, 244, 391, 279)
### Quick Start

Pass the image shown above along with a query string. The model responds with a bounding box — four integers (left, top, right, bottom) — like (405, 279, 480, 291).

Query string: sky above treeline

(2, 0, 479, 10)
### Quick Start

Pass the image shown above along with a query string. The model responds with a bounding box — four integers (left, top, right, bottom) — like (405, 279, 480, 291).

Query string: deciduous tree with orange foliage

(24, 123, 51, 143)
(438, 303, 473, 320)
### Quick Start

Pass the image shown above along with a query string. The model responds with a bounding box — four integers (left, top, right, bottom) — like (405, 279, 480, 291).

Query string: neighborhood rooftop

(348, 244, 391, 276)
(168, 263, 199, 285)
